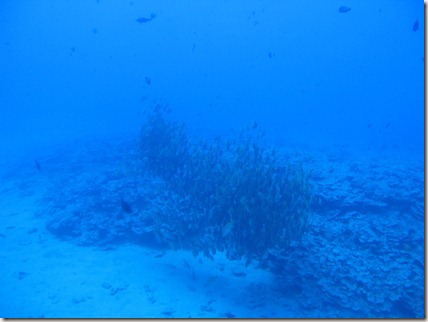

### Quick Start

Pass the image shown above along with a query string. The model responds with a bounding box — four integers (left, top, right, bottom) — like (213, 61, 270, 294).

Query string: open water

(0, 0, 424, 318)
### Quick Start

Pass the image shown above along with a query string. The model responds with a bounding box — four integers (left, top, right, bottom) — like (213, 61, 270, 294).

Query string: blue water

(0, 0, 424, 318)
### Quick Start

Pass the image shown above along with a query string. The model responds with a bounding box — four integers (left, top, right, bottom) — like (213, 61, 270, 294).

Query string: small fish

(338, 6, 351, 13)
(385, 121, 391, 128)
(18, 271, 29, 280)
(245, 257, 252, 267)
(154, 252, 165, 258)
(232, 271, 246, 277)
(413, 20, 419, 32)
(120, 198, 133, 214)
(367, 123, 373, 128)
(165, 263, 178, 270)
(34, 159, 41, 171)
(203, 249, 214, 260)
(224, 312, 236, 318)
(222, 222, 233, 237)
(150, 13, 156, 19)
(182, 259, 191, 270)
(136, 17, 152, 23)
(145, 77, 151, 85)
(204, 275, 218, 287)
(27, 228, 37, 234)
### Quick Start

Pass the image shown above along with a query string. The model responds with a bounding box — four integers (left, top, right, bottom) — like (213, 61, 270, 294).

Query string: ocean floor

(0, 134, 424, 318)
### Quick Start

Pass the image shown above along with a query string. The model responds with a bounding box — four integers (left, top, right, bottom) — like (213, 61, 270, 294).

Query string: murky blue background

(0, 0, 423, 159)
(0, 0, 424, 318)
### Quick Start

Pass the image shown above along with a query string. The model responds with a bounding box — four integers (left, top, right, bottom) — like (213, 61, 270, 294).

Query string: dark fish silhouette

(145, 77, 151, 85)
(120, 198, 133, 214)
(413, 20, 419, 31)
(339, 6, 351, 13)
(136, 17, 152, 23)
(34, 159, 41, 171)
(154, 252, 165, 258)
(232, 271, 246, 277)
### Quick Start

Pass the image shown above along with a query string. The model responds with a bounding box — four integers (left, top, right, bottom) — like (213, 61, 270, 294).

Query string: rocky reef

(41, 112, 424, 317)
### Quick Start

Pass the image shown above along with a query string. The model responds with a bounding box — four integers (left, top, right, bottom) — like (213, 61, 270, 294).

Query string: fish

(338, 6, 351, 13)
(413, 20, 419, 31)
(136, 17, 152, 23)
(154, 252, 165, 258)
(192, 249, 199, 257)
(203, 249, 214, 260)
(245, 257, 252, 268)
(120, 198, 133, 214)
(204, 275, 219, 287)
(232, 270, 246, 277)
(145, 77, 151, 85)
(224, 312, 236, 318)
(182, 259, 191, 270)
(34, 159, 41, 171)
(18, 271, 29, 280)
(222, 221, 233, 237)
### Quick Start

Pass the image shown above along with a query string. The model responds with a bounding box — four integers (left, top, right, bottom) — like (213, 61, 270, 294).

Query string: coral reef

(268, 150, 424, 318)
(41, 127, 424, 317)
